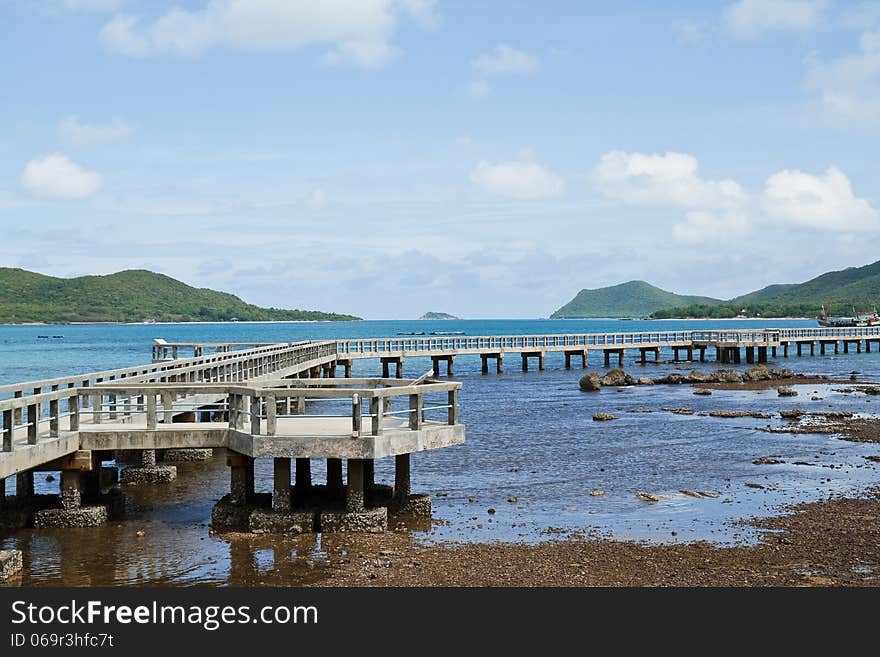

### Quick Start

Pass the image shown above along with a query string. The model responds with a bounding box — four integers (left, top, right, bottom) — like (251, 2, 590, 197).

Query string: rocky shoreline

(579, 364, 855, 392)
(313, 490, 880, 586)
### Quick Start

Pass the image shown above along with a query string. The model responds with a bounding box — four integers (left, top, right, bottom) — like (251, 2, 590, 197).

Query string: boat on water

(817, 305, 880, 327)
(431, 331, 465, 336)
(396, 331, 426, 336)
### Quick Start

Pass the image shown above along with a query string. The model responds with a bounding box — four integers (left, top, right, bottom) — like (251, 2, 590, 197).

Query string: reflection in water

(3, 345, 880, 586)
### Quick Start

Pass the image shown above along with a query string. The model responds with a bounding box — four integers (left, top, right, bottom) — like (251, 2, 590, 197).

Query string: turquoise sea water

(3, 318, 880, 585)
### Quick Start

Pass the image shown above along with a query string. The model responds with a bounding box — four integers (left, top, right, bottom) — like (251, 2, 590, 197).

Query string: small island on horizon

(419, 312, 459, 320)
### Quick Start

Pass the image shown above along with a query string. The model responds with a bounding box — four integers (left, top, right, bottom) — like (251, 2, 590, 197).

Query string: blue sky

(2, 0, 880, 318)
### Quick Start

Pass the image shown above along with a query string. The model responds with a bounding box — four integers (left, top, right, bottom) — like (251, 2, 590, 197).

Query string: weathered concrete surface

(121, 465, 177, 485)
(162, 448, 213, 462)
(0, 549, 23, 581)
(211, 494, 315, 533)
(389, 493, 432, 518)
(33, 505, 108, 528)
(319, 507, 387, 533)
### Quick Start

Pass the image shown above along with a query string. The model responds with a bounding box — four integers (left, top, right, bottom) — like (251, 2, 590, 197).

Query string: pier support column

(15, 472, 33, 501)
(364, 459, 375, 492)
(272, 458, 292, 513)
(745, 346, 755, 364)
(810, 342, 815, 356)
(733, 348, 741, 364)
(686, 347, 693, 361)
(228, 453, 255, 506)
(295, 458, 311, 494)
(60, 470, 82, 511)
(481, 353, 503, 374)
(783, 343, 789, 357)
(0, 477, 5, 508)
(868, 341, 873, 353)
(327, 458, 343, 498)
(699, 347, 706, 362)
(820, 342, 826, 355)
(482, 354, 490, 374)
(715, 346, 721, 362)
(121, 448, 177, 485)
(844, 341, 849, 354)
(394, 453, 410, 503)
(796, 342, 802, 356)
(346, 459, 364, 512)
(771, 346, 777, 358)
(758, 346, 767, 363)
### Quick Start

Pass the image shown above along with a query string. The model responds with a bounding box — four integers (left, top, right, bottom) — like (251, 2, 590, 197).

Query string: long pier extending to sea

(2, 325, 879, 541)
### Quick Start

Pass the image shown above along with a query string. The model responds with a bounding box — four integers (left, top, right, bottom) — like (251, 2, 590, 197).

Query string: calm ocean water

(3, 318, 880, 586)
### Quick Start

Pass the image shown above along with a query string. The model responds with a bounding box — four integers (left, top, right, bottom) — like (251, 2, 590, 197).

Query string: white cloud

(673, 211, 752, 244)
(592, 151, 748, 209)
(470, 155, 564, 200)
(98, 0, 434, 68)
(59, 116, 131, 147)
(472, 44, 538, 76)
(804, 29, 880, 122)
(762, 166, 879, 230)
(21, 155, 104, 200)
(723, 0, 829, 38)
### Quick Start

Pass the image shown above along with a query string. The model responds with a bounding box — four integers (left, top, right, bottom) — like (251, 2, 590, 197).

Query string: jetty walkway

(2, 324, 879, 536)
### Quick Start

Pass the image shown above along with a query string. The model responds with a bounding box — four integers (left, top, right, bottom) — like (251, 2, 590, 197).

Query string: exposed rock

(636, 492, 664, 502)
(636, 377, 654, 386)
(682, 370, 714, 383)
(589, 490, 605, 496)
(777, 386, 798, 397)
(0, 550, 23, 582)
(623, 374, 638, 386)
(753, 457, 785, 465)
(593, 412, 618, 421)
(600, 369, 627, 387)
(579, 373, 602, 392)
(744, 365, 772, 381)
(714, 369, 745, 383)
(693, 388, 712, 396)
(862, 387, 880, 395)
(780, 409, 804, 420)
(680, 490, 719, 499)
(662, 407, 694, 415)
(653, 373, 683, 385)
(709, 410, 773, 418)
(507, 497, 517, 503)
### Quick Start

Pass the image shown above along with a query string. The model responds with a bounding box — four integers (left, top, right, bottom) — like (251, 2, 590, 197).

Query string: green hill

(0, 268, 360, 323)
(551, 281, 721, 318)
(652, 260, 880, 318)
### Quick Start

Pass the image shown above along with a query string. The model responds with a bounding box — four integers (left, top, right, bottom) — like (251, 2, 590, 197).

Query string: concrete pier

(431, 355, 455, 376)
(481, 353, 504, 374)
(521, 351, 545, 372)
(603, 349, 625, 368)
(564, 349, 588, 369)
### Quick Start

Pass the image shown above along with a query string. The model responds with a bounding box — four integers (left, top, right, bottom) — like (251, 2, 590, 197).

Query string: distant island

(552, 259, 880, 319)
(419, 312, 459, 320)
(0, 268, 361, 324)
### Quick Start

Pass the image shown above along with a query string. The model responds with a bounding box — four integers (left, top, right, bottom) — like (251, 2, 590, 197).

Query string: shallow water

(2, 319, 880, 586)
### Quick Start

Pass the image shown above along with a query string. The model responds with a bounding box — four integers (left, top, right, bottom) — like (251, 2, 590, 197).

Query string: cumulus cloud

(804, 29, 880, 123)
(59, 116, 131, 147)
(470, 155, 564, 200)
(592, 151, 747, 210)
(21, 155, 104, 200)
(98, 0, 435, 68)
(723, 0, 829, 38)
(762, 166, 879, 230)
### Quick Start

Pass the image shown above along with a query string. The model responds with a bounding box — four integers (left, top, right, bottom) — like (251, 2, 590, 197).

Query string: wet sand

(313, 490, 880, 587)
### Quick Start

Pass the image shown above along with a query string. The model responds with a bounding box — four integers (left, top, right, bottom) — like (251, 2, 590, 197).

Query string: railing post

(250, 395, 261, 435)
(370, 394, 384, 435)
(351, 393, 361, 437)
(409, 392, 423, 430)
(2, 409, 12, 452)
(27, 401, 38, 444)
(266, 393, 277, 436)
(49, 397, 59, 437)
(69, 392, 80, 431)
(447, 388, 459, 425)
(162, 391, 174, 424)
(146, 393, 157, 430)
